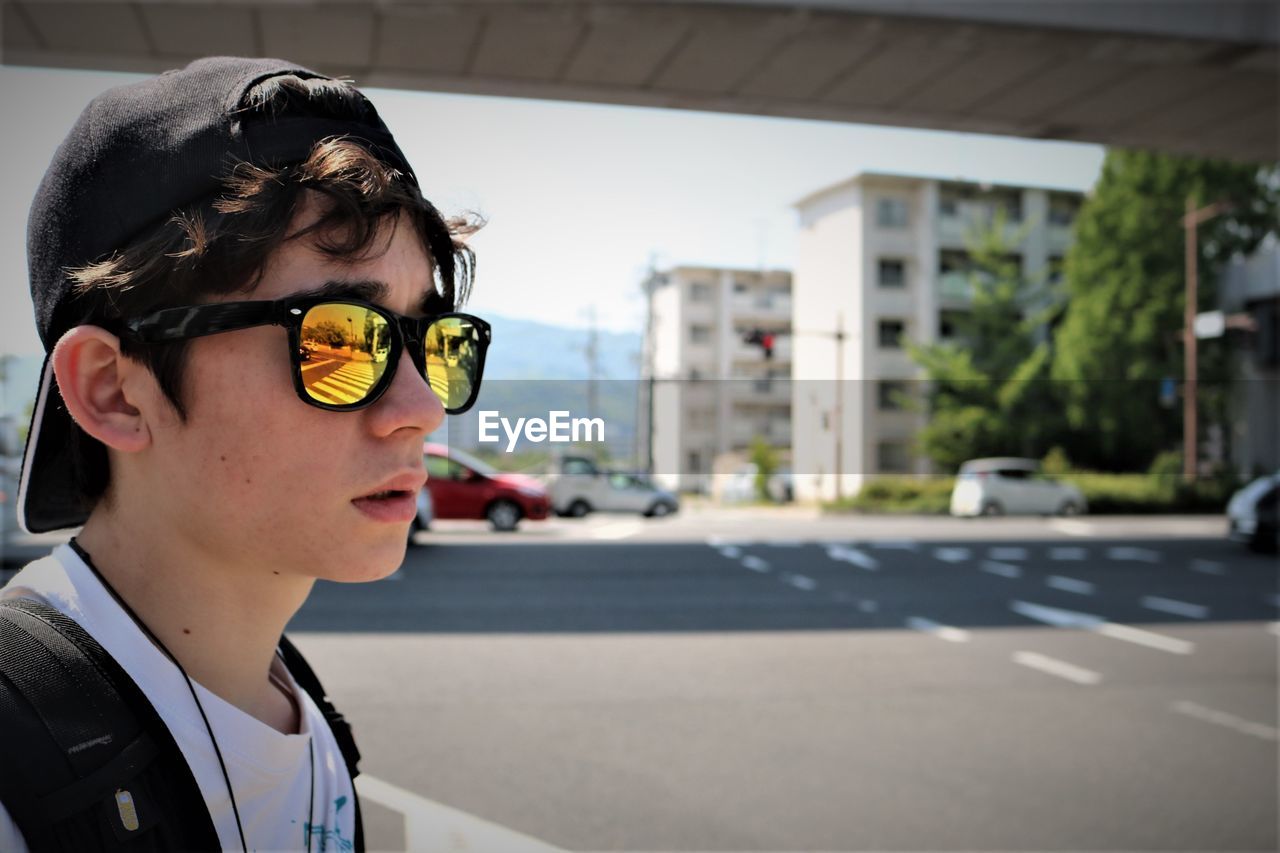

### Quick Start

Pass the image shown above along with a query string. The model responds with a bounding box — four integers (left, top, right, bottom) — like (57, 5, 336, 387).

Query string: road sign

(1194, 310, 1225, 339)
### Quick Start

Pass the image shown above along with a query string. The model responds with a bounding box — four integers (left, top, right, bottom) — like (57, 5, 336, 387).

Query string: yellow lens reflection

(424, 316, 479, 410)
(299, 304, 391, 406)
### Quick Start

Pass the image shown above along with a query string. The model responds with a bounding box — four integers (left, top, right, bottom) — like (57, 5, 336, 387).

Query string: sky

(0, 63, 1106, 361)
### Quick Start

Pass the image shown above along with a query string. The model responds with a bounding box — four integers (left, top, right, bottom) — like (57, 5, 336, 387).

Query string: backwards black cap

(20, 56, 419, 533)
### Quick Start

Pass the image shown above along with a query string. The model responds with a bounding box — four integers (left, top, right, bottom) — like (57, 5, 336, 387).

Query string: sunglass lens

(299, 304, 393, 407)
(424, 316, 481, 411)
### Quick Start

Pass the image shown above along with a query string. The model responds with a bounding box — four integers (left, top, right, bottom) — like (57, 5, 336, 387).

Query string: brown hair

(63, 74, 482, 504)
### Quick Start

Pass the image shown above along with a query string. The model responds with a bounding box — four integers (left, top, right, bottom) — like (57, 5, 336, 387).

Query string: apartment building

(642, 266, 792, 493)
(791, 172, 1081, 501)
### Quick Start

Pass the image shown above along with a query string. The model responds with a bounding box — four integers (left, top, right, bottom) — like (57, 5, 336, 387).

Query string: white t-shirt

(0, 544, 357, 852)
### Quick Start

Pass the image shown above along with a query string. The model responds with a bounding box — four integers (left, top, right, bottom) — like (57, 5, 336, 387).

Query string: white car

(547, 456, 679, 518)
(950, 457, 1086, 517)
(1226, 470, 1279, 552)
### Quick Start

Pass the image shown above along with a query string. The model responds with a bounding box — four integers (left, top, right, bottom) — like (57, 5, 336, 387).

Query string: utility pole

(1182, 196, 1231, 482)
(833, 312, 846, 502)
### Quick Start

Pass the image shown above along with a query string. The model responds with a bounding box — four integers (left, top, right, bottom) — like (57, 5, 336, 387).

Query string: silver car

(950, 457, 1086, 517)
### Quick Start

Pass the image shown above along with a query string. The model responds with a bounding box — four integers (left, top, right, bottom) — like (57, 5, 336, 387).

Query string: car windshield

(436, 446, 499, 479)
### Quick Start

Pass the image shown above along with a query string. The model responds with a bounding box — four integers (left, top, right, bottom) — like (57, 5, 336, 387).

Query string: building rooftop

(793, 170, 1088, 211)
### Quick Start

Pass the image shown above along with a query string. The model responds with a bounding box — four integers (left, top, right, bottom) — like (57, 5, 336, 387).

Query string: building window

(690, 283, 713, 302)
(1048, 193, 1081, 227)
(878, 319, 906, 349)
(938, 310, 966, 340)
(876, 441, 912, 473)
(878, 258, 907, 288)
(877, 196, 909, 228)
(878, 381, 908, 411)
(733, 281, 748, 294)
(690, 324, 711, 344)
(687, 450, 702, 474)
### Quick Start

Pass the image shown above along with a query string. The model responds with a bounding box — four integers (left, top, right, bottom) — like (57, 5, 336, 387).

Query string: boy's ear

(51, 326, 152, 453)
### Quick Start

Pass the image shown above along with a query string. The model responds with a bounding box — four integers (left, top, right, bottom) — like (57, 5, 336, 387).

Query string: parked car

(1226, 470, 1280, 552)
(717, 463, 793, 504)
(546, 455, 679, 518)
(950, 457, 1086, 517)
(423, 443, 549, 532)
(407, 485, 433, 541)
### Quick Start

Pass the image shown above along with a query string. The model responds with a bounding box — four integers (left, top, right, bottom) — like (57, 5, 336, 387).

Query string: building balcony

(731, 293, 791, 317)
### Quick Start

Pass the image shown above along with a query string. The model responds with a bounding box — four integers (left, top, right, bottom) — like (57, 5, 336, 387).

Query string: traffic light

(743, 328, 775, 359)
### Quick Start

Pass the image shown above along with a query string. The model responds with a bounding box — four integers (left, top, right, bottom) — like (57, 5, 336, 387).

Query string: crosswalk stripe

(1046, 575, 1095, 595)
(981, 560, 1022, 579)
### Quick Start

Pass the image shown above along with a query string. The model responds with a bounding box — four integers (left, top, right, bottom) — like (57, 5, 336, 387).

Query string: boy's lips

(352, 472, 427, 523)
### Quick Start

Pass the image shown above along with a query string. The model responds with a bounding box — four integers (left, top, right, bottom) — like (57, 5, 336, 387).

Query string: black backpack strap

(278, 633, 365, 852)
(0, 598, 220, 851)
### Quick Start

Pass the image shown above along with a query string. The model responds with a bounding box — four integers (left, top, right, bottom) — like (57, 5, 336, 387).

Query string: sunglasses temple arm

(125, 302, 283, 343)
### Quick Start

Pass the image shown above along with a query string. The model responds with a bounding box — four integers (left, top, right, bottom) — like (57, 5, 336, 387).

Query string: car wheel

(1058, 502, 1081, 517)
(567, 499, 591, 518)
(487, 500, 522, 532)
(980, 500, 1004, 517)
(1249, 523, 1279, 554)
(646, 501, 672, 518)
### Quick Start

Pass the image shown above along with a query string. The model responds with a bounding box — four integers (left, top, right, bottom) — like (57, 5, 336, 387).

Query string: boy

(0, 56, 489, 851)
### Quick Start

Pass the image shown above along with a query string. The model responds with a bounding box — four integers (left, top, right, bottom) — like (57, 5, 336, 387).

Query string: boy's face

(137, 196, 446, 582)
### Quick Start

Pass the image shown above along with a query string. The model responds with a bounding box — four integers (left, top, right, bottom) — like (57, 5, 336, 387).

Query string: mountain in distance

(481, 314, 641, 381)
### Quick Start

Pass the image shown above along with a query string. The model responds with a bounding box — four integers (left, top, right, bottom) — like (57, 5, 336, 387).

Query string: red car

(423, 443, 550, 531)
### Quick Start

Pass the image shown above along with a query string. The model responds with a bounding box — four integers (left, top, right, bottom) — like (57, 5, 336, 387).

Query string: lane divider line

(1189, 559, 1226, 576)
(785, 573, 817, 591)
(1141, 595, 1209, 620)
(740, 555, 770, 573)
(1106, 546, 1161, 563)
(988, 546, 1027, 561)
(1049, 546, 1087, 561)
(869, 540, 918, 551)
(1046, 575, 1095, 596)
(825, 545, 880, 571)
(1013, 651, 1101, 685)
(1170, 701, 1278, 742)
(932, 547, 971, 563)
(981, 560, 1022, 579)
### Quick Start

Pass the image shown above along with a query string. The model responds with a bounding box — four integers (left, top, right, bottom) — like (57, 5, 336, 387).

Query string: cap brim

(17, 355, 90, 533)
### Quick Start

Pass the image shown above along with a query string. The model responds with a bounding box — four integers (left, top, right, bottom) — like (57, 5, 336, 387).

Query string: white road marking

(825, 544, 880, 570)
(1046, 575, 1096, 595)
(1171, 701, 1279, 742)
(870, 539, 918, 551)
(740, 555, 771, 573)
(786, 574, 818, 591)
(718, 546, 741, 559)
(767, 539, 804, 548)
(933, 547, 971, 563)
(1094, 623, 1195, 655)
(1049, 519, 1094, 537)
(905, 616, 970, 643)
(981, 560, 1022, 579)
(859, 599, 879, 613)
(1106, 546, 1161, 563)
(589, 521, 644, 540)
(1189, 558, 1226, 576)
(1010, 600, 1194, 655)
(358, 774, 566, 851)
(989, 546, 1027, 561)
(1049, 546, 1087, 561)
(1013, 651, 1101, 685)
(706, 535, 726, 548)
(1141, 596, 1209, 620)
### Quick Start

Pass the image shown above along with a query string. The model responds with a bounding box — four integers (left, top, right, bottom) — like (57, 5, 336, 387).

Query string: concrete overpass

(2, 1, 1276, 162)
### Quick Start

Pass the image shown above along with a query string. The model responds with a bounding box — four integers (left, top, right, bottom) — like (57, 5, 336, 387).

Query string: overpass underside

(2, 1, 1276, 162)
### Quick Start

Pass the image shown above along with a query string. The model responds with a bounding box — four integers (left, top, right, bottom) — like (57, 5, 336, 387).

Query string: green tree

(1050, 150, 1278, 470)
(907, 214, 1059, 471)
(749, 436, 779, 501)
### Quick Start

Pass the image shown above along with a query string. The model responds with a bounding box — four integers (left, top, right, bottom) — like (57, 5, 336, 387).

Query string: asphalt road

(288, 511, 1279, 852)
